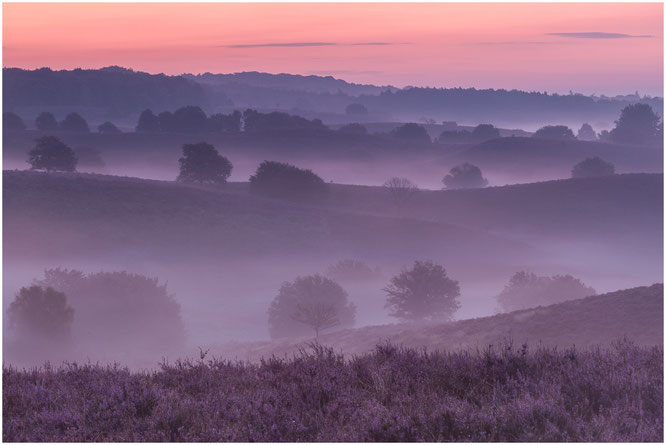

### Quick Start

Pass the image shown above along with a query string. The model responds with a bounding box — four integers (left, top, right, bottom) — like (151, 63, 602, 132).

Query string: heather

(3, 341, 662, 442)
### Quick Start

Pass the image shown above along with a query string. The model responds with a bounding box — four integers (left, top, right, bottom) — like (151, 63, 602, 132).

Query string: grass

(3, 340, 662, 442)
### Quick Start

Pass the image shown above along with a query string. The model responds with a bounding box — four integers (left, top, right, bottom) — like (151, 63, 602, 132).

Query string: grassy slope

(212, 284, 664, 362)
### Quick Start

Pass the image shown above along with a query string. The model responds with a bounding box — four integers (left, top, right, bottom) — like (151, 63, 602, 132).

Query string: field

(3, 340, 662, 442)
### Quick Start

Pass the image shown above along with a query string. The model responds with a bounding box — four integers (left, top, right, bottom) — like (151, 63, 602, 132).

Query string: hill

(210, 284, 664, 362)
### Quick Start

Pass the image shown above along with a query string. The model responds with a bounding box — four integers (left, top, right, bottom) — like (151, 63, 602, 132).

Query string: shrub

(571, 157, 615, 178)
(390, 123, 431, 143)
(442, 163, 488, 189)
(533, 125, 575, 140)
(472, 123, 500, 140)
(249, 160, 328, 200)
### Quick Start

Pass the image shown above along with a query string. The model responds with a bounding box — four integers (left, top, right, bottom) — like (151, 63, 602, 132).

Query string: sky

(2, 2, 664, 96)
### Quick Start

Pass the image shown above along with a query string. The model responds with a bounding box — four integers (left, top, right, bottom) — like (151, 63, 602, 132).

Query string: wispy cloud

(545, 32, 653, 39)
(474, 41, 554, 45)
(221, 41, 409, 48)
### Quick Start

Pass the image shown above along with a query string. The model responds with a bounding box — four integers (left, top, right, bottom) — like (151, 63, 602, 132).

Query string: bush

(571, 157, 615, 178)
(533, 125, 575, 140)
(390, 123, 431, 143)
(442, 163, 488, 189)
(177, 142, 233, 184)
(496, 271, 596, 312)
(472, 123, 500, 140)
(7, 286, 74, 341)
(267, 274, 356, 339)
(28, 136, 78, 172)
(249, 160, 328, 200)
(384, 260, 460, 321)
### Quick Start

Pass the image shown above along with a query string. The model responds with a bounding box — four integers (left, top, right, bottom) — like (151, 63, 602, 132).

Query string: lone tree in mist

(384, 260, 460, 322)
(576, 123, 597, 141)
(383, 177, 419, 213)
(28, 136, 78, 172)
(8, 286, 74, 342)
(442, 163, 488, 189)
(250, 160, 328, 200)
(610, 103, 662, 145)
(533, 125, 575, 140)
(571, 157, 615, 178)
(268, 274, 356, 339)
(496, 271, 596, 312)
(59, 112, 90, 133)
(177, 142, 233, 184)
(35, 112, 59, 132)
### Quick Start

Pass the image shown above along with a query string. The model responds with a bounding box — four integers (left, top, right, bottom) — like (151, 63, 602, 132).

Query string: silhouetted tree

(59, 112, 90, 133)
(610, 103, 662, 145)
(157, 111, 175, 132)
(249, 160, 328, 200)
(533, 125, 575, 140)
(571, 157, 615, 178)
(268, 274, 356, 339)
(3, 112, 26, 131)
(391, 123, 431, 143)
(338, 123, 367, 135)
(384, 260, 460, 321)
(472, 123, 500, 140)
(172, 106, 208, 133)
(383, 177, 419, 212)
(442, 163, 488, 189)
(98, 121, 122, 134)
(576, 123, 597, 141)
(243, 109, 328, 133)
(345, 103, 368, 116)
(35, 112, 59, 132)
(136, 109, 160, 132)
(598, 129, 612, 142)
(36, 269, 186, 352)
(28, 136, 78, 172)
(496, 271, 596, 312)
(207, 110, 242, 132)
(177, 142, 232, 184)
(8, 286, 74, 341)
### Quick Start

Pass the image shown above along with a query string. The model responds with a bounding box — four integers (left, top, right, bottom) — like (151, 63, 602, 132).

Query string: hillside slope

(212, 284, 664, 361)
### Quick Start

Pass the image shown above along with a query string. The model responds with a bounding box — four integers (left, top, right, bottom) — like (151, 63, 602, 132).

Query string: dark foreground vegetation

(3, 341, 662, 442)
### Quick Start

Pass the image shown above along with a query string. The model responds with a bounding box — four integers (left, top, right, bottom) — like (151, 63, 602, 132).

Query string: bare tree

(383, 177, 418, 214)
(291, 301, 340, 339)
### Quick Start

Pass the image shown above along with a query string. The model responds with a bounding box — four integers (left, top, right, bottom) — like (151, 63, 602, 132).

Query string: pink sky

(3, 2, 663, 96)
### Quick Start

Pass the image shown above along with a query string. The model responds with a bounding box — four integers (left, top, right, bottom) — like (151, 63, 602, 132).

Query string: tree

(598, 129, 612, 142)
(8, 286, 74, 341)
(35, 112, 59, 131)
(496, 271, 596, 312)
(576, 123, 597, 141)
(327, 259, 382, 283)
(345, 103, 368, 116)
(610, 103, 661, 145)
(35, 269, 186, 353)
(442, 163, 488, 189)
(249, 160, 328, 200)
(157, 111, 175, 132)
(472, 123, 500, 140)
(3, 112, 26, 131)
(571, 157, 615, 178)
(136, 109, 160, 132)
(98, 121, 122, 134)
(383, 177, 419, 212)
(172, 105, 208, 133)
(207, 110, 242, 132)
(533, 125, 575, 140)
(391, 123, 431, 143)
(384, 260, 460, 321)
(28, 136, 78, 172)
(267, 274, 356, 339)
(177, 142, 233, 184)
(59, 112, 90, 133)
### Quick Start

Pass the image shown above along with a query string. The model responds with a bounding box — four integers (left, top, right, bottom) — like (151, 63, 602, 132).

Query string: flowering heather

(3, 340, 662, 442)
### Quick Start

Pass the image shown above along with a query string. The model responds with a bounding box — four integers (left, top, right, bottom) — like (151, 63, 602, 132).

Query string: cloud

(474, 41, 554, 45)
(221, 42, 408, 48)
(545, 32, 653, 39)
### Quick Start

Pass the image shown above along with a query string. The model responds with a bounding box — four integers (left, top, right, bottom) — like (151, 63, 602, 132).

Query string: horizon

(3, 2, 663, 97)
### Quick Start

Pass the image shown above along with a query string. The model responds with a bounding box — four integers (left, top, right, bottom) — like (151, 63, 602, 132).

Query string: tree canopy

(98, 121, 122, 134)
(28, 136, 78, 172)
(3, 112, 26, 131)
(59, 112, 90, 133)
(267, 274, 356, 339)
(8, 286, 74, 341)
(177, 142, 233, 184)
(384, 260, 460, 321)
(249, 160, 328, 200)
(472, 123, 500, 140)
(571, 157, 616, 178)
(35, 112, 59, 132)
(533, 125, 575, 140)
(442, 163, 488, 189)
(610, 103, 662, 145)
(576, 123, 597, 141)
(390, 123, 431, 143)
